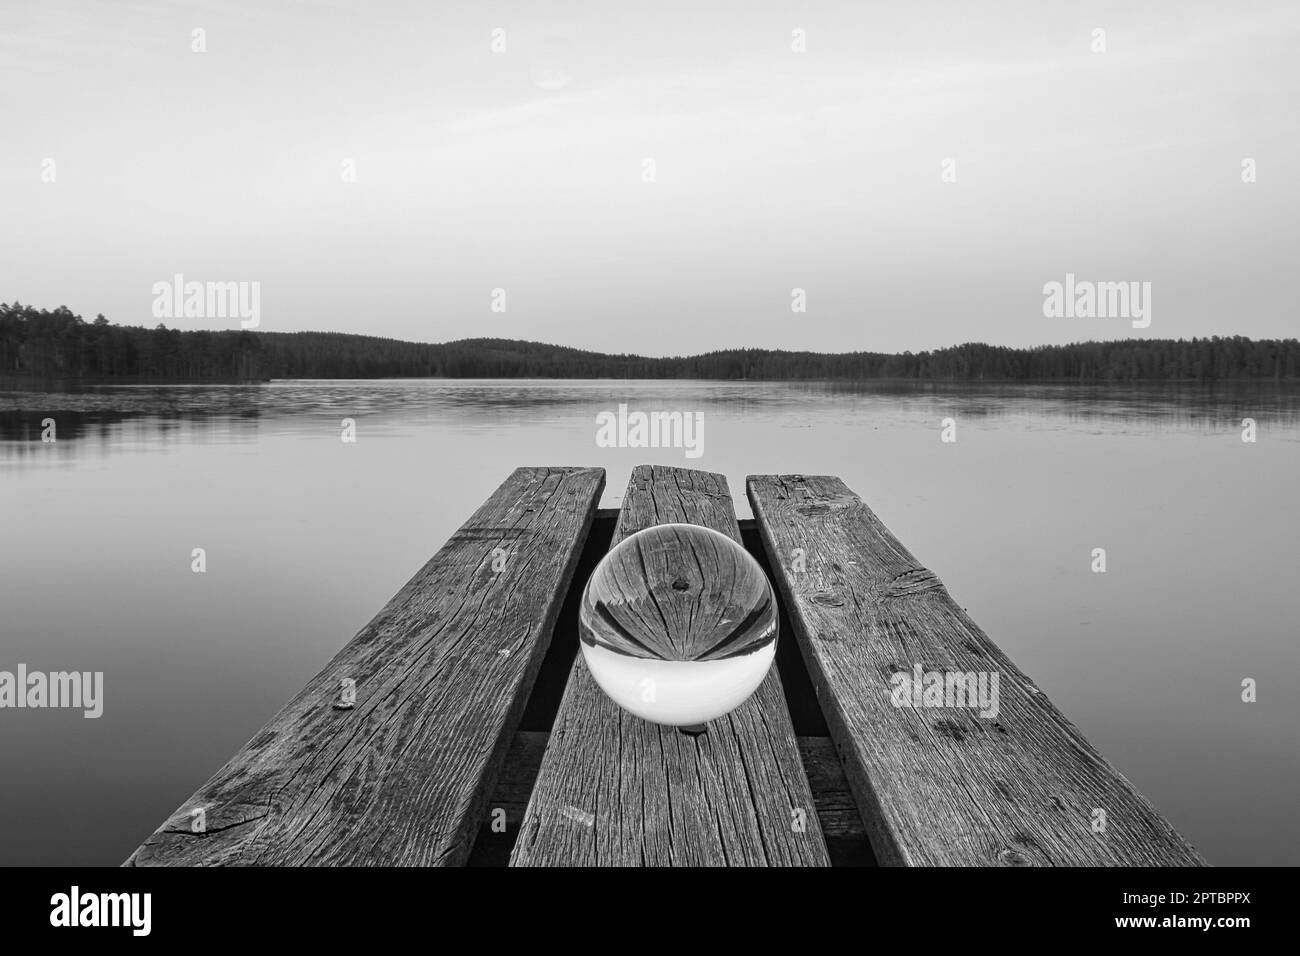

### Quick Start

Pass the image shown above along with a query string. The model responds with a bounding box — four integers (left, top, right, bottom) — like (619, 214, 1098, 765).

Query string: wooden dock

(126, 465, 1205, 867)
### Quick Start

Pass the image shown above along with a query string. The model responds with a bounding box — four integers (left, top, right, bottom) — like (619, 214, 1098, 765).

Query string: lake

(2, 379, 1298, 866)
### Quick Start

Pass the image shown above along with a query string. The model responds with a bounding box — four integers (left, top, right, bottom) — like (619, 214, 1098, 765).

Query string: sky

(2, 0, 1297, 355)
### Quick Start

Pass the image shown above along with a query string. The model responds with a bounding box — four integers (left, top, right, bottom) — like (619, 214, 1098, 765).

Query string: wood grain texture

(748, 474, 1206, 867)
(511, 465, 831, 866)
(126, 466, 604, 866)
(582, 523, 777, 661)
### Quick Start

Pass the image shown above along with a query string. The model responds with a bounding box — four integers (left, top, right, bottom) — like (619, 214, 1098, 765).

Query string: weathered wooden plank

(511, 465, 831, 866)
(749, 474, 1206, 867)
(126, 466, 604, 866)
(477, 734, 855, 866)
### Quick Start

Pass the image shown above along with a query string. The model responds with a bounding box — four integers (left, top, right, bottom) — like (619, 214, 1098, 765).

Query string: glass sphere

(578, 523, 778, 727)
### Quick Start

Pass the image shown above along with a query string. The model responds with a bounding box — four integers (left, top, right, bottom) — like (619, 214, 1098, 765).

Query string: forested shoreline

(3, 302, 1298, 383)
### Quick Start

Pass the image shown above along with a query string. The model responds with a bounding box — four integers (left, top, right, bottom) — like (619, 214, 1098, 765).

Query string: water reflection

(4, 379, 1300, 455)
(1, 378, 1299, 866)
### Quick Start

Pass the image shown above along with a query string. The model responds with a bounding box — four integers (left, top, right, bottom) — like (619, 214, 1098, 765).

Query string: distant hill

(3, 303, 1298, 382)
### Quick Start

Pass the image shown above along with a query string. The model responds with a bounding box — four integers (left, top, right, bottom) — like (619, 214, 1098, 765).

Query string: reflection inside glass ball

(578, 523, 778, 727)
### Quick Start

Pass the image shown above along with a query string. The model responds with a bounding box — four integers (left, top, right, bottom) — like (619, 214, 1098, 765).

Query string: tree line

(3, 302, 1298, 382)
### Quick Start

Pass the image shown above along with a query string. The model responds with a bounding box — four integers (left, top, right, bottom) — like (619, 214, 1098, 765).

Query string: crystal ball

(578, 523, 778, 727)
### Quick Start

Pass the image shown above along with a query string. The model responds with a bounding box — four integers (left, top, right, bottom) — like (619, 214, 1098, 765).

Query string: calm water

(2, 379, 1298, 866)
